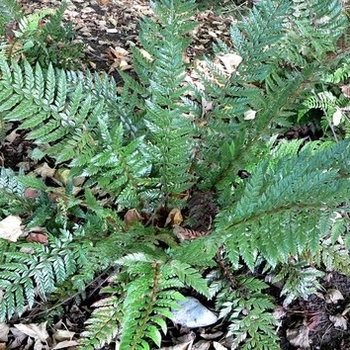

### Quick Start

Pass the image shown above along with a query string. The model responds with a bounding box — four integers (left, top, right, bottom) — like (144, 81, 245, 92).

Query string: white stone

(172, 297, 218, 328)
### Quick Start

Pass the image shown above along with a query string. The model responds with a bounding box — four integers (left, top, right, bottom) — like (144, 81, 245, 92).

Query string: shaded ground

(2, 0, 350, 349)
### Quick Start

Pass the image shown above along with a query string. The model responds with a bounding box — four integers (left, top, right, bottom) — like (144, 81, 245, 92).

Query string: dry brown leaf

(33, 162, 56, 179)
(332, 108, 342, 126)
(0, 215, 23, 242)
(159, 341, 193, 350)
(173, 225, 210, 242)
(342, 303, 350, 316)
(139, 48, 153, 61)
(192, 340, 211, 349)
(326, 289, 344, 304)
(199, 331, 223, 340)
(341, 84, 350, 98)
(5, 129, 20, 143)
(14, 322, 49, 342)
(212, 342, 227, 350)
(124, 209, 143, 228)
(165, 208, 183, 227)
(0, 323, 9, 342)
(0, 343, 6, 350)
(330, 314, 347, 330)
(201, 97, 213, 118)
(24, 188, 39, 199)
(53, 329, 75, 342)
(26, 232, 49, 245)
(286, 325, 310, 348)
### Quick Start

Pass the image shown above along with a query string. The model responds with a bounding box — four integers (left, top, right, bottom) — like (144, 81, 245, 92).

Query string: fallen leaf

(165, 208, 183, 227)
(14, 322, 49, 342)
(5, 129, 20, 143)
(0, 323, 9, 342)
(199, 331, 223, 340)
(97, 0, 110, 6)
(139, 48, 153, 61)
(0, 215, 23, 242)
(326, 289, 344, 303)
(330, 314, 347, 330)
(212, 342, 227, 350)
(201, 97, 213, 118)
(24, 188, 39, 199)
(332, 108, 342, 126)
(124, 209, 143, 228)
(33, 162, 56, 179)
(53, 329, 75, 342)
(26, 232, 48, 245)
(52, 340, 79, 349)
(159, 341, 193, 350)
(8, 326, 28, 348)
(243, 109, 256, 121)
(217, 53, 242, 74)
(341, 84, 350, 98)
(342, 303, 350, 316)
(173, 226, 210, 242)
(286, 325, 310, 348)
(307, 314, 320, 330)
(192, 340, 211, 350)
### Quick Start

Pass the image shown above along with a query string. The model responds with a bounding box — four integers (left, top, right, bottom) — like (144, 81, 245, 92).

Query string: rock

(172, 297, 218, 328)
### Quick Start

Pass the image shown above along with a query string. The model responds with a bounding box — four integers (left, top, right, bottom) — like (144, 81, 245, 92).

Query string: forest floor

(2, 0, 350, 349)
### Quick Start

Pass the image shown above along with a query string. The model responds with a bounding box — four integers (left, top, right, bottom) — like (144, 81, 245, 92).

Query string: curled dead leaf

(173, 225, 210, 242)
(26, 232, 48, 245)
(124, 209, 143, 228)
(165, 208, 183, 227)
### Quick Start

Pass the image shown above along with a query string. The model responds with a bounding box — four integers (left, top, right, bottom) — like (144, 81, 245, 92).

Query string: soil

(1, 0, 350, 349)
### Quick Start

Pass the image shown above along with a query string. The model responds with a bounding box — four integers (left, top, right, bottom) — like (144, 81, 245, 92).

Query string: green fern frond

(81, 249, 210, 350)
(0, 229, 78, 321)
(230, 0, 289, 82)
(215, 139, 350, 269)
(0, 0, 23, 36)
(80, 295, 123, 350)
(272, 262, 324, 306)
(213, 275, 279, 350)
(123, 0, 199, 208)
(282, 0, 348, 65)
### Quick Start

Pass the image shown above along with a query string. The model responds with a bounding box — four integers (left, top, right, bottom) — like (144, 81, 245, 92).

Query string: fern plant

(0, 0, 350, 349)
(0, 0, 84, 68)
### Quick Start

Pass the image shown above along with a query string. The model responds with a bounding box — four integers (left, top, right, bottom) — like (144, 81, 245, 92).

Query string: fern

(212, 274, 279, 350)
(271, 263, 324, 306)
(0, 229, 77, 321)
(80, 251, 210, 349)
(214, 139, 350, 269)
(0, 0, 22, 36)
